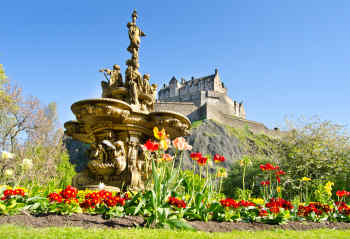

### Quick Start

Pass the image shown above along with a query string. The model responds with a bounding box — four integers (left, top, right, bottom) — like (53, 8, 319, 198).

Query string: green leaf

(165, 219, 196, 231)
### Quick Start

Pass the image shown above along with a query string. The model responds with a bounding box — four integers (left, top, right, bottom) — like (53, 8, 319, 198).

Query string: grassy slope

(191, 120, 203, 129)
(1, 225, 350, 239)
(221, 121, 279, 155)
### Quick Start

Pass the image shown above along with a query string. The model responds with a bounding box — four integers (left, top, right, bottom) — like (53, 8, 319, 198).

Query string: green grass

(220, 121, 277, 155)
(203, 132, 217, 137)
(1, 225, 350, 239)
(191, 120, 203, 129)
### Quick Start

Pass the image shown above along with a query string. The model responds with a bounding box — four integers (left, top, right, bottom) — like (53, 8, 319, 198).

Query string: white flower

(172, 137, 192, 151)
(4, 169, 14, 177)
(22, 158, 33, 170)
(98, 182, 105, 190)
(185, 144, 192, 151)
(1, 151, 15, 160)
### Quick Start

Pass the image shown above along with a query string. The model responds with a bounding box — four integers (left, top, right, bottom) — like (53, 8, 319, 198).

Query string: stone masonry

(155, 69, 283, 136)
(156, 69, 245, 119)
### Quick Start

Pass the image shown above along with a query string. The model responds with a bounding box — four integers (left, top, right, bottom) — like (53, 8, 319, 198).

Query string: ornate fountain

(64, 10, 191, 191)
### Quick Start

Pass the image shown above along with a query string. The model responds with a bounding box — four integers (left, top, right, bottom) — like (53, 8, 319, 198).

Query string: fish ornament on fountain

(64, 10, 191, 192)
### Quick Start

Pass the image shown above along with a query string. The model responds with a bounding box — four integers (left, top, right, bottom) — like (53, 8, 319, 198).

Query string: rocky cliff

(65, 119, 278, 172)
(181, 119, 278, 170)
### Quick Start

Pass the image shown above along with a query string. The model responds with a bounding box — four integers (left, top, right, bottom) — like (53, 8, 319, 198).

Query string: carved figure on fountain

(127, 141, 144, 190)
(125, 60, 142, 106)
(142, 74, 151, 94)
(139, 75, 157, 112)
(127, 10, 146, 53)
(100, 64, 123, 88)
(114, 141, 127, 175)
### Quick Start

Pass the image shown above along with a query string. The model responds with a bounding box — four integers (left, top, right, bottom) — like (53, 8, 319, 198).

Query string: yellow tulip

(159, 139, 169, 151)
(277, 186, 281, 193)
(153, 127, 168, 140)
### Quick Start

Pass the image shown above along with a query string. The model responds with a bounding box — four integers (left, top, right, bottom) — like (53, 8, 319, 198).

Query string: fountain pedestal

(64, 11, 190, 191)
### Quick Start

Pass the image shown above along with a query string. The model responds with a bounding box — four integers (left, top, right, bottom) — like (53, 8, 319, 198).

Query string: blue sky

(1, 1, 349, 129)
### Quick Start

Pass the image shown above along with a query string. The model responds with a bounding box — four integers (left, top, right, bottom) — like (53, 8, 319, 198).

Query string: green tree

(0, 64, 11, 109)
(0, 64, 7, 80)
(223, 117, 350, 200)
(0, 66, 75, 188)
(279, 118, 350, 198)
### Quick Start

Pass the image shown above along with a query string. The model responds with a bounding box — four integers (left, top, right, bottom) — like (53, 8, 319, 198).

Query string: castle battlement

(156, 69, 246, 121)
(159, 69, 226, 103)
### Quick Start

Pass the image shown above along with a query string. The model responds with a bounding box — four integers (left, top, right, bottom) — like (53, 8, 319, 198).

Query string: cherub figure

(99, 64, 123, 88)
(113, 141, 127, 175)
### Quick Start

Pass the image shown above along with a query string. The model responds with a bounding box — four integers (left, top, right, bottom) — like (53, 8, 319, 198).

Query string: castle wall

(205, 103, 284, 137)
(154, 101, 284, 137)
(156, 69, 284, 135)
(203, 91, 247, 119)
(154, 102, 201, 121)
(178, 78, 214, 97)
(159, 71, 223, 103)
(158, 91, 205, 107)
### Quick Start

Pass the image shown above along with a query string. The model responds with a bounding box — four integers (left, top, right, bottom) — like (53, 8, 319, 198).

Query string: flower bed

(1, 184, 350, 229)
(2, 127, 350, 230)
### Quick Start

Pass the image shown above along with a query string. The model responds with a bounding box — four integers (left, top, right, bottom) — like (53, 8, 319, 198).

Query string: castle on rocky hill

(155, 69, 282, 136)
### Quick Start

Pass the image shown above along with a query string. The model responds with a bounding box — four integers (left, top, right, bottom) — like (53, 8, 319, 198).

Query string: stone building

(155, 69, 283, 136)
(156, 69, 245, 121)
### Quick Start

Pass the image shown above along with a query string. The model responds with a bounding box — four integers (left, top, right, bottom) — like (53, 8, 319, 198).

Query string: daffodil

(324, 181, 334, 196)
(216, 168, 227, 178)
(240, 155, 252, 167)
(301, 177, 311, 182)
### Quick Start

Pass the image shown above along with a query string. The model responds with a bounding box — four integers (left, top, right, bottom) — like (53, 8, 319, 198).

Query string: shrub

(279, 118, 350, 199)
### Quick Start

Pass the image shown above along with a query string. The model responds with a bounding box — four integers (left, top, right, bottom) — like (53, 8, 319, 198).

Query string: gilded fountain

(64, 10, 191, 191)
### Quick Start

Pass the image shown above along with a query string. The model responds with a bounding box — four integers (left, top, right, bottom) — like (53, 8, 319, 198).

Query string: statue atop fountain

(100, 10, 155, 113)
(64, 10, 191, 192)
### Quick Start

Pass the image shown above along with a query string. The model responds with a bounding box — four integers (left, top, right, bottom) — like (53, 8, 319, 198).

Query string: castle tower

(169, 76, 179, 97)
(156, 68, 246, 121)
(212, 69, 226, 94)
